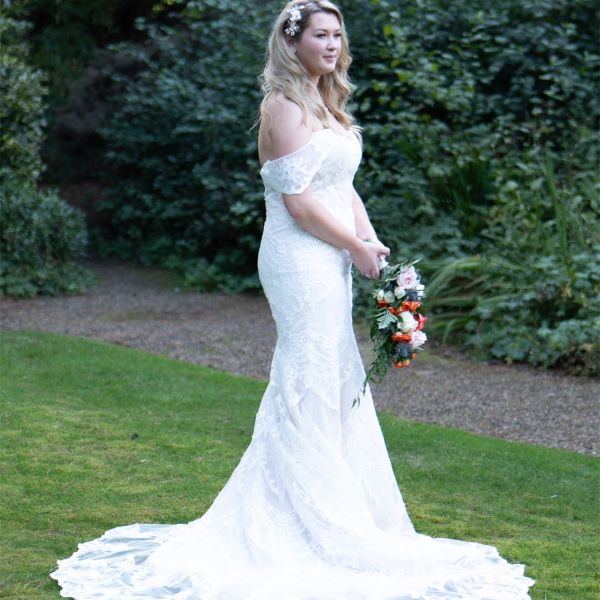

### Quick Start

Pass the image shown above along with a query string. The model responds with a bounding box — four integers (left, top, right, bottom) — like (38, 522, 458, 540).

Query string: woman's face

(292, 11, 342, 80)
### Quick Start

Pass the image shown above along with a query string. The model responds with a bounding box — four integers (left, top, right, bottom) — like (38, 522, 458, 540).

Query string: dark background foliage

(0, 11, 91, 297)
(2, 0, 598, 373)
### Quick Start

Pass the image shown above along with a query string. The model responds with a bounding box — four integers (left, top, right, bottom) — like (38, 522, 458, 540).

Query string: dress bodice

(259, 127, 362, 233)
(260, 127, 362, 194)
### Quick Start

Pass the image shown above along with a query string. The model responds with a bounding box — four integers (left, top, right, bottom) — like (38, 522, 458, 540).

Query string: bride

(51, 2, 535, 598)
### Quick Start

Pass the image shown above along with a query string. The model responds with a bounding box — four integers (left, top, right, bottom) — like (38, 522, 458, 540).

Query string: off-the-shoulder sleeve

(260, 130, 334, 195)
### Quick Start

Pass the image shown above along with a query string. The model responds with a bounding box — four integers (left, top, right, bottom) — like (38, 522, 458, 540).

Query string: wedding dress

(51, 127, 535, 599)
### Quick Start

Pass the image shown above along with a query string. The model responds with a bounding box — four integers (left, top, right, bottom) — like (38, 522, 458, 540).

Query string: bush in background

(354, 0, 599, 256)
(2, 0, 181, 102)
(423, 148, 600, 375)
(0, 12, 91, 297)
(0, 176, 92, 297)
(0, 16, 45, 184)
(349, 0, 599, 375)
(94, 0, 272, 291)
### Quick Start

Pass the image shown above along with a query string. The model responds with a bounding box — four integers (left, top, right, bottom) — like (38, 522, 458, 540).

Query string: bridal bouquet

(354, 259, 428, 407)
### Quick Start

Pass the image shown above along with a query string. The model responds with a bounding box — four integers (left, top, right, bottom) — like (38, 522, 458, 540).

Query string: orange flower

(391, 333, 412, 343)
(401, 300, 420, 312)
(411, 352, 417, 359)
(387, 306, 401, 316)
(377, 299, 388, 307)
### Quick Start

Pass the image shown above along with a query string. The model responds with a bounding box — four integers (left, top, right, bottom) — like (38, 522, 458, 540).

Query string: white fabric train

(51, 128, 535, 599)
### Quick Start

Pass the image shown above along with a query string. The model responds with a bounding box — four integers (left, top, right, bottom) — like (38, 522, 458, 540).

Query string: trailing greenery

(0, 13, 92, 298)
(1, 331, 599, 598)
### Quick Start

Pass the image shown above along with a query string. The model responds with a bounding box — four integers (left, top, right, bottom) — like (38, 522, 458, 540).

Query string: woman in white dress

(51, 2, 535, 598)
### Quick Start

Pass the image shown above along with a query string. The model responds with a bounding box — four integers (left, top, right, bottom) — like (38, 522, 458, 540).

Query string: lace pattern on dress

(260, 129, 337, 195)
(49, 117, 535, 600)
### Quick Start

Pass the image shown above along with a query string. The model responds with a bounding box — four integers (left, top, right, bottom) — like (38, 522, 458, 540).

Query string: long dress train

(50, 127, 535, 599)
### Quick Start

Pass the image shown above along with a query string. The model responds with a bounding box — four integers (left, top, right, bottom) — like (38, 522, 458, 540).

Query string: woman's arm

(285, 188, 388, 279)
(352, 187, 378, 242)
(264, 96, 388, 277)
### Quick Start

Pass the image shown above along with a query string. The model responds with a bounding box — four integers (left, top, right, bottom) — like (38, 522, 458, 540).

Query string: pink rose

(410, 330, 427, 348)
(397, 266, 418, 289)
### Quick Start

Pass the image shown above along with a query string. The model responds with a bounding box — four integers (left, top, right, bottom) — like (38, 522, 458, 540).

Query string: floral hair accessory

(284, 4, 303, 37)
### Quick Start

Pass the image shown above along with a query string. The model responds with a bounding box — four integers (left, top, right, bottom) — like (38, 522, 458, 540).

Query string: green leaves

(0, 17, 46, 185)
(0, 13, 91, 298)
(376, 308, 397, 331)
(348, 0, 599, 375)
(95, 3, 271, 288)
(0, 178, 93, 298)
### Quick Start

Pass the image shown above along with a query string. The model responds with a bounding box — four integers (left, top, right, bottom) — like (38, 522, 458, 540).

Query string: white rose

(384, 291, 395, 304)
(376, 289, 385, 301)
(394, 286, 405, 299)
(411, 330, 427, 348)
(400, 311, 417, 332)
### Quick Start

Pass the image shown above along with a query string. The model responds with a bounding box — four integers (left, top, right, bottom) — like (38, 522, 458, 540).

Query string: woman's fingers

(350, 240, 390, 278)
(375, 242, 390, 256)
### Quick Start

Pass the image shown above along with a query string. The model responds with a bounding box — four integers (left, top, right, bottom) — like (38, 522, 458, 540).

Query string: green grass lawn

(0, 331, 598, 599)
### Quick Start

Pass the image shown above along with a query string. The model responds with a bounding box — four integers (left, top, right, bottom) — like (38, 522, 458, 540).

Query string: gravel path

(1, 261, 598, 456)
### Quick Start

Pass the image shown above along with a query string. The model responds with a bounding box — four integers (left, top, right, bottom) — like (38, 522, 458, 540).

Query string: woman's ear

(286, 37, 297, 53)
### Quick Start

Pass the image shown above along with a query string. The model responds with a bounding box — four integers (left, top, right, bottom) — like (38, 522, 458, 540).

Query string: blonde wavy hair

(259, 0, 358, 131)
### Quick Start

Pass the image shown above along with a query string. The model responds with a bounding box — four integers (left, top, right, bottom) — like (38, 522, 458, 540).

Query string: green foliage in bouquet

(355, 260, 427, 406)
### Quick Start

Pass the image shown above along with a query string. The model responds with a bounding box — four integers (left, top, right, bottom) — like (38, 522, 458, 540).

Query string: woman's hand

(350, 239, 390, 279)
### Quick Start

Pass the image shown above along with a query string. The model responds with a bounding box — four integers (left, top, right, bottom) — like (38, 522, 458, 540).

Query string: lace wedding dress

(51, 128, 535, 599)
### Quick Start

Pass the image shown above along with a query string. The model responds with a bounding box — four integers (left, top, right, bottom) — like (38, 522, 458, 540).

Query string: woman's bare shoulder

(262, 94, 313, 158)
(262, 92, 302, 124)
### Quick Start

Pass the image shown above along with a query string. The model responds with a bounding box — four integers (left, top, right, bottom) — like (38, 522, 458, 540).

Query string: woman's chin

(319, 63, 337, 75)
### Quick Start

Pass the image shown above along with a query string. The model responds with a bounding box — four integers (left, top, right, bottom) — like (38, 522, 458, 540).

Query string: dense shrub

(95, 0, 272, 289)
(350, 0, 600, 375)
(422, 148, 600, 375)
(354, 0, 599, 256)
(3, 0, 181, 102)
(93, 0, 598, 373)
(0, 16, 46, 184)
(0, 13, 92, 297)
(0, 176, 92, 297)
